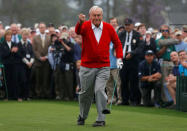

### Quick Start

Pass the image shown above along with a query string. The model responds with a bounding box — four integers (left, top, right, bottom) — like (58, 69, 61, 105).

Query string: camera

(52, 40, 65, 55)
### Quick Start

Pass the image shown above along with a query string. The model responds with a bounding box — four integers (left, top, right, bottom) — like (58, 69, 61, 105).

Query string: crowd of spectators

(0, 18, 186, 109)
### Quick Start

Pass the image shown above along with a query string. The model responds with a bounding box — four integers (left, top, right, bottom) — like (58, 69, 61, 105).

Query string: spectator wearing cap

(55, 29, 60, 38)
(138, 50, 162, 107)
(32, 22, 51, 98)
(61, 25, 69, 33)
(118, 18, 144, 105)
(134, 22, 141, 31)
(175, 31, 187, 52)
(182, 25, 187, 42)
(156, 25, 176, 101)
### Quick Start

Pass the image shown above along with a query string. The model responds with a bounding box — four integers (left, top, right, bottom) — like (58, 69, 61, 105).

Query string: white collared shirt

(11, 34, 19, 43)
(21, 39, 27, 46)
(40, 33, 46, 47)
(7, 41, 11, 49)
(123, 31, 133, 57)
(40, 33, 46, 41)
(92, 22, 103, 43)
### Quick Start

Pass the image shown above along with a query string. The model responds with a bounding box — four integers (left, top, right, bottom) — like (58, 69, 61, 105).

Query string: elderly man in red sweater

(75, 6, 123, 127)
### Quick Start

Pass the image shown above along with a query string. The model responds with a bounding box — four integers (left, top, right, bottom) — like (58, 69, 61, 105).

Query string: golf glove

(117, 58, 123, 69)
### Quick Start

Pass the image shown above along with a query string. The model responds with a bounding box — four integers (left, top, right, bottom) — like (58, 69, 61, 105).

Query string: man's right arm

(157, 46, 167, 57)
(75, 14, 86, 35)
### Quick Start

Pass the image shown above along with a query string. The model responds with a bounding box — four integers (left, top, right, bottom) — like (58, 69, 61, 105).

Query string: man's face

(49, 27, 56, 35)
(39, 24, 46, 34)
(69, 29, 76, 39)
(145, 55, 154, 63)
(176, 34, 182, 41)
(160, 27, 170, 38)
(179, 51, 187, 61)
(90, 9, 103, 27)
(11, 26, 17, 35)
(110, 18, 118, 29)
(22, 33, 29, 41)
(5, 34, 12, 42)
(182, 30, 187, 38)
(170, 52, 179, 63)
(138, 26, 146, 36)
(125, 24, 133, 32)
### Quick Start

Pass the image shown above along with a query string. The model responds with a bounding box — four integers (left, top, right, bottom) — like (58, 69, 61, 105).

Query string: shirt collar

(13, 34, 18, 37)
(92, 22, 103, 30)
(7, 41, 11, 44)
(21, 39, 27, 45)
(126, 30, 133, 35)
(40, 33, 45, 37)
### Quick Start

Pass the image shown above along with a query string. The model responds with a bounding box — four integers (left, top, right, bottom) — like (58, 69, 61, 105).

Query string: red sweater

(75, 20, 123, 68)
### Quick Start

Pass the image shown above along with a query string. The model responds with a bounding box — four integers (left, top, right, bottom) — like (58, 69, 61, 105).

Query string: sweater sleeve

(110, 26, 123, 59)
(75, 22, 86, 36)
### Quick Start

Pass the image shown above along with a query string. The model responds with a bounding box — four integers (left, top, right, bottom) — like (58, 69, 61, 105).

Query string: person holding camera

(48, 34, 65, 100)
(59, 32, 75, 101)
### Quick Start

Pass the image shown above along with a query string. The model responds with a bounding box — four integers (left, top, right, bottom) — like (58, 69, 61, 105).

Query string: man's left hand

(117, 58, 123, 69)
(125, 53, 132, 60)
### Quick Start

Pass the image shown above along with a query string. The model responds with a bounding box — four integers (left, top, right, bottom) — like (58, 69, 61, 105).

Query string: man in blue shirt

(166, 51, 180, 107)
(175, 31, 187, 52)
(139, 50, 162, 106)
(178, 50, 187, 76)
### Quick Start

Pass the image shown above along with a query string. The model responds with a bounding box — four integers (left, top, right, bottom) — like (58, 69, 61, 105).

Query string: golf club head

(102, 109, 111, 114)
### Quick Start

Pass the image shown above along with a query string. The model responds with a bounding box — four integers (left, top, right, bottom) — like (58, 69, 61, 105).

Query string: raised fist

(79, 13, 86, 24)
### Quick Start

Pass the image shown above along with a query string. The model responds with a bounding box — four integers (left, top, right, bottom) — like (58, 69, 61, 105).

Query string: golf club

(102, 69, 120, 114)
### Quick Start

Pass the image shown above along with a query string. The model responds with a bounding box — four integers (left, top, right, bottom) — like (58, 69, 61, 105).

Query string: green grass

(0, 100, 187, 131)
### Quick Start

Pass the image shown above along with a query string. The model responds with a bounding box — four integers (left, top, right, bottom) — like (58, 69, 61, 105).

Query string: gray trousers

(79, 66, 110, 121)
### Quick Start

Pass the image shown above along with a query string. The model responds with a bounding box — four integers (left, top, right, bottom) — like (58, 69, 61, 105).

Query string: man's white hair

(89, 6, 103, 14)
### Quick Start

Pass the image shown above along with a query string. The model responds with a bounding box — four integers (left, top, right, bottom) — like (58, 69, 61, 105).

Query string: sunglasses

(161, 30, 169, 33)
(184, 31, 187, 33)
